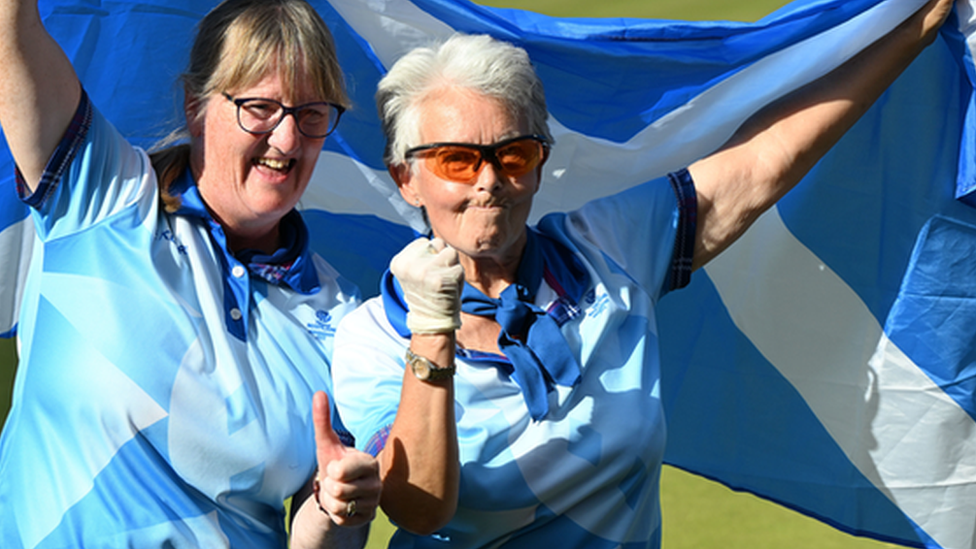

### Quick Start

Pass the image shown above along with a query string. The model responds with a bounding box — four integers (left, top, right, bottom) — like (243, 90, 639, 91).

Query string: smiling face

(393, 87, 542, 273)
(190, 70, 325, 251)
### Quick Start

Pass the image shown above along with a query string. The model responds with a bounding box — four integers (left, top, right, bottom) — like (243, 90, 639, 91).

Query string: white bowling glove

(390, 237, 465, 334)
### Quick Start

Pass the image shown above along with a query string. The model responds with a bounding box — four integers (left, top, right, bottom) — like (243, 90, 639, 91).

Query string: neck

(204, 200, 282, 254)
(225, 223, 281, 254)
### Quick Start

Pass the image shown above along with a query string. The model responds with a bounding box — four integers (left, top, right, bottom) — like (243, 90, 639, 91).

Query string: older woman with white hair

(331, 1, 954, 547)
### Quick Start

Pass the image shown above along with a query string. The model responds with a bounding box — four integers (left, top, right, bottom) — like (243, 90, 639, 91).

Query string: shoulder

(21, 92, 150, 210)
(535, 171, 696, 296)
(336, 296, 400, 341)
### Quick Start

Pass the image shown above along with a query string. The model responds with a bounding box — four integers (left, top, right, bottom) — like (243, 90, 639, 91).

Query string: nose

(266, 112, 302, 155)
(472, 159, 505, 193)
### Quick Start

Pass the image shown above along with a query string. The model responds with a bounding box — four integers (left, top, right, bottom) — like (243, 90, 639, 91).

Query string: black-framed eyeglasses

(222, 93, 345, 138)
(404, 134, 550, 183)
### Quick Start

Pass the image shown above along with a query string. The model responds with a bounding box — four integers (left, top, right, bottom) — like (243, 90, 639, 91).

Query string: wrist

(406, 333, 457, 382)
(405, 348, 455, 382)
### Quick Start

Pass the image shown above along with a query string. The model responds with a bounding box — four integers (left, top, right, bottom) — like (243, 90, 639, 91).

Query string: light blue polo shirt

(0, 92, 360, 548)
(332, 170, 696, 549)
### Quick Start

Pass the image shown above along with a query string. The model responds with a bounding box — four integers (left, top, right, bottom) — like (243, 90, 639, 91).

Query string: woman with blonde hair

(0, 0, 379, 546)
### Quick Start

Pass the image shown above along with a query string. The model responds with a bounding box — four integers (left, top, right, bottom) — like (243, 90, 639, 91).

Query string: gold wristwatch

(405, 348, 456, 381)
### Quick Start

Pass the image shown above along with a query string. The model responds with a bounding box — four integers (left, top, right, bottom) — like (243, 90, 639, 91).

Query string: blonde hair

(150, 0, 347, 212)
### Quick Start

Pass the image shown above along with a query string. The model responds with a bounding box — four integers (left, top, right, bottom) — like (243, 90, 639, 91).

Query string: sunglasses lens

(428, 146, 482, 181)
(496, 139, 542, 177)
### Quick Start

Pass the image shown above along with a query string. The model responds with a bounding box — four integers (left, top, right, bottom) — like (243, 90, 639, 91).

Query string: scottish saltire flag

(1, 0, 974, 547)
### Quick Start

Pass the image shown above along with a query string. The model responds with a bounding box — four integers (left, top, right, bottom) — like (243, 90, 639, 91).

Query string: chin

(247, 200, 296, 223)
(463, 235, 518, 260)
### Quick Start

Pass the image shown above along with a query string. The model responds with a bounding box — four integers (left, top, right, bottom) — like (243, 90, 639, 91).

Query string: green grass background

(0, 0, 907, 547)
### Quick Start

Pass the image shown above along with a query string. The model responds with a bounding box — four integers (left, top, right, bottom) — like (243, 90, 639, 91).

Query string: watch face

(412, 355, 432, 380)
(407, 349, 454, 381)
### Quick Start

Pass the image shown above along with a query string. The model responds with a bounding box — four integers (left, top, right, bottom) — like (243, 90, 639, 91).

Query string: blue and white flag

(2, 0, 975, 547)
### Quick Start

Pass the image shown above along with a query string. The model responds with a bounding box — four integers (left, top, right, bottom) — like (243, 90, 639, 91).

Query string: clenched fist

(390, 237, 465, 334)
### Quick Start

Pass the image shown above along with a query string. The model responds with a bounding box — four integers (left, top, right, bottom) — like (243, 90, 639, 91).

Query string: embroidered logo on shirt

(307, 310, 336, 340)
(157, 229, 188, 255)
(584, 288, 597, 305)
(587, 290, 612, 318)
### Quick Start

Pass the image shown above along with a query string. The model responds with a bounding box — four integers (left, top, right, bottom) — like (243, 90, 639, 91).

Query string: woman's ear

(185, 92, 204, 138)
(389, 163, 421, 207)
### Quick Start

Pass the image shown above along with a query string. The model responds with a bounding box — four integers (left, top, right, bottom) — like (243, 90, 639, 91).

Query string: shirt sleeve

(331, 297, 409, 455)
(17, 90, 156, 243)
(553, 169, 697, 300)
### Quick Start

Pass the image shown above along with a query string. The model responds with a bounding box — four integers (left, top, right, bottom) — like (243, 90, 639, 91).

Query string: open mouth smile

(254, 157, 295, 173)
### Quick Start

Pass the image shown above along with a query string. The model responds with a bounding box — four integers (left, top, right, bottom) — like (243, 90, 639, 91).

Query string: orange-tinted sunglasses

(404, 134, 550, 183)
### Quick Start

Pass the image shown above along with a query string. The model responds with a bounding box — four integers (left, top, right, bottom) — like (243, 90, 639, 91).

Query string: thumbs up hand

(312, 391, 381, 526)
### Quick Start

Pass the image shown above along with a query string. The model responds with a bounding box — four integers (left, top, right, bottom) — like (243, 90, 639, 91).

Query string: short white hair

(376, 33, 552, 166)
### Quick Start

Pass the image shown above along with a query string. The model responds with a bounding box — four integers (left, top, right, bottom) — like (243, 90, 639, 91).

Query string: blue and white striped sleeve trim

(667, 168, 697, 291)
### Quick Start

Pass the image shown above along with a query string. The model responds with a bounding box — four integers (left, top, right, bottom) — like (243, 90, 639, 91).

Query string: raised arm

(378, 237, 463, 535)
(0, 0, 82, 191)
(688, 0, 955, 269)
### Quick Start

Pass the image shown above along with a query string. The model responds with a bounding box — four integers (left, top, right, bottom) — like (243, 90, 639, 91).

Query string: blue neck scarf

(382, 228, 590, 420)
